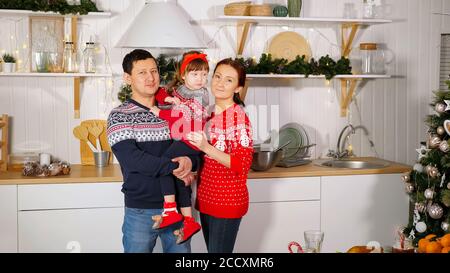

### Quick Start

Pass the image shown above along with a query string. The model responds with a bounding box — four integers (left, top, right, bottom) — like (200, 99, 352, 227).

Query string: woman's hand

(187, 131, 210, 152)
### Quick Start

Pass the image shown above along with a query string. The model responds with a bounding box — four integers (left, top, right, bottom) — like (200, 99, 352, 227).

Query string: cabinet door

(236, 177, 321, 253)
(19, 207, 124, 253)
(234, 201, 321, 253)
(0, 185, 18, 253)
(321, 174, 409, 253)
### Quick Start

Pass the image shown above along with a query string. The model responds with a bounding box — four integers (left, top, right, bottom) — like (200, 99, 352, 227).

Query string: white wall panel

(0, 0, 447, 165)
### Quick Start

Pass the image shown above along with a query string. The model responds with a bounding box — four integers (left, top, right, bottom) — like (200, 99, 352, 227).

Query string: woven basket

(249, 4, 272, 16)
(224, 1, 251, 16)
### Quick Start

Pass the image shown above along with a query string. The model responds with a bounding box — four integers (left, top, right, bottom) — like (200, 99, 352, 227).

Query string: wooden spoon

(89, 125, 103, 152)
(73, 125, 97, 152)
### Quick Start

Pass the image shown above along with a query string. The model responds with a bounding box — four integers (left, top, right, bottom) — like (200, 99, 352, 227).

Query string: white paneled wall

(0, 0, 448, 165)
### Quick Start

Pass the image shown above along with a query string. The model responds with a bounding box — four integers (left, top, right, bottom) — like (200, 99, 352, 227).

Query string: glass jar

(362, 0, 376, 19)
(83, 42, 96, 73)
(63, 41, 78, 73)
(360, 43, 377, 74)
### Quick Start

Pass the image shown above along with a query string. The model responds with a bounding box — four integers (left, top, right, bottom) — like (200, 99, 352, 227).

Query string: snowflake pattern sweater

(107, 98, 200, 209)
(196, 104, 254, 219)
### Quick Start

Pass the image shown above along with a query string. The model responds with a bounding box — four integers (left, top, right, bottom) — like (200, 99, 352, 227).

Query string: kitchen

(0, 0, 449, 254)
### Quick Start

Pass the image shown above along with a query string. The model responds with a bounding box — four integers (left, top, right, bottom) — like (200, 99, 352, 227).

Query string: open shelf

(0, 72, 113, 77)
(217, 15, 392, 25)
(246, 74, 391, 79)
(0, 9, 112, 17)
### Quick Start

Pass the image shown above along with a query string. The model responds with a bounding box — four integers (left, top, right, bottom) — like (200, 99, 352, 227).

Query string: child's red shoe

(152, 202, 183, 229)
(173, 216, 201, 244)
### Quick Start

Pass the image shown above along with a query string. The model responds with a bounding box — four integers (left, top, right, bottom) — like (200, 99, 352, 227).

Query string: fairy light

(325, 80, 331, 86)
(108, 79, 113, 88)
(281, 26, 289, 31)
(10, 35, 14, 40)
(22, 44, 27, 49)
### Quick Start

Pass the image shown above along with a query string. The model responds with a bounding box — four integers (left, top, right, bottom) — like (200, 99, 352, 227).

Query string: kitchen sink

(314, 158, 390, 169)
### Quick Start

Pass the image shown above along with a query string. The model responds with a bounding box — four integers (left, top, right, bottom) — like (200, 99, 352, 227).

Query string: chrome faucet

(327, 124, 356, 159)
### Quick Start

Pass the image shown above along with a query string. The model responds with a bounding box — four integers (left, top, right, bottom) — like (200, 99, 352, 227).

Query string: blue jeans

(122, 207, 191, 253)
(200, 213, 242, 253)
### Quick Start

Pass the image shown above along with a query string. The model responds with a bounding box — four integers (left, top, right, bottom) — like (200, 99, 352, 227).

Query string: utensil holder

(93, 151, 110, 168)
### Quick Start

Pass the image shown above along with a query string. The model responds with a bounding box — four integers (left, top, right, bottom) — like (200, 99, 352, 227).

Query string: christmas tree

(402, 79, 450, 249)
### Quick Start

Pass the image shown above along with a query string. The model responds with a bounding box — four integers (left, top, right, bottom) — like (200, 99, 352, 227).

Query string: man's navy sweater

(107, 99, 199, 209)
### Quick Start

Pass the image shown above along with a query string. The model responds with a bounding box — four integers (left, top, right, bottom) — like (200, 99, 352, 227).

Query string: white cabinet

(234, 177, 321, 253)
(19, 208, 123, 253)
(320, 174, 409, 253)
(0, 185, 17, 253)
(17, 182, 124, 253)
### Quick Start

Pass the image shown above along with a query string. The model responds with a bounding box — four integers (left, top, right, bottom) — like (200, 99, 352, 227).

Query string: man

(107, 49, 199, 253)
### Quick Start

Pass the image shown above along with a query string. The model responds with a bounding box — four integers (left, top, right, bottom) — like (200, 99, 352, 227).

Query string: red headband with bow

(180, 53, 208, 75)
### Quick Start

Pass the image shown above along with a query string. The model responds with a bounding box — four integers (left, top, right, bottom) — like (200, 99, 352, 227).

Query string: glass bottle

(63, 41, 78, 73)
(83, 42, 96, 73)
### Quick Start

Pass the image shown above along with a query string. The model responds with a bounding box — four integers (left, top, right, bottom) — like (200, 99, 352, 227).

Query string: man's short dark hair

(122, 49, 156, 75)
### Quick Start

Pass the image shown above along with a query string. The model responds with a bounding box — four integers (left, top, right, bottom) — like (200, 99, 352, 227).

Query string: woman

(186, 58, 253, 253)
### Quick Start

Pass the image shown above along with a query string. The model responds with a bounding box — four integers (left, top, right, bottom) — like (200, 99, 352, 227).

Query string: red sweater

(196, 104, 254, 219)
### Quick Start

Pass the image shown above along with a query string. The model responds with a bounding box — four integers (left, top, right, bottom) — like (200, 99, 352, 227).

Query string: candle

(39, 153, 51, 166)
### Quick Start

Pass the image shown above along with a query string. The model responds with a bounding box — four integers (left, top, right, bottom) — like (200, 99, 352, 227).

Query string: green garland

(0, 0, 100, 15)
(236, 53, 352, 80)
(117, 55, 178, 103)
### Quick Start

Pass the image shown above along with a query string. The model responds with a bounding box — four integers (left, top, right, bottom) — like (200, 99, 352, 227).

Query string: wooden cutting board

(78, 120, 112, 166)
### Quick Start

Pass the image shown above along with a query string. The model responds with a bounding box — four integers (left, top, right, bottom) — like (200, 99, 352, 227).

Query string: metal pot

(251, 148, 284, 171)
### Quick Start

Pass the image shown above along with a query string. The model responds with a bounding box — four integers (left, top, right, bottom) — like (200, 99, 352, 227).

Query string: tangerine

(418, 238, 429, 253)
(441, 246, 450, 253)
(425, 241, 442, 253)
(440, 234, 450, 248)
(425, 234, 437, 240)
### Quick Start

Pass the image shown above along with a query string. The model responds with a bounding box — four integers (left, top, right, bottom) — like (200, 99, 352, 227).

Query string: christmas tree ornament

(429, 167, 440, 178)
(415, 222, 427, 233)
(424, 188, 435, 199)
(445, 100, 450, 111)
(425, 165, 433, 174)
(440, 173, 446, 188)
(415, 202, 427, 214)
(444, 120, 450, 136)
(413, 163, 424, 173)
(439, 140, 450, 152)
(416, 145, 431, 160)
(442, 221, 449, 232)
(401, 173, 410, 183)
(427, 203, 444, 219)
(428, 135, 441, 148)
(435, 103, 446, 113)
(405, 183, 415, 194)
(448, 182, 450, 190)
(437, 126, 446, 136)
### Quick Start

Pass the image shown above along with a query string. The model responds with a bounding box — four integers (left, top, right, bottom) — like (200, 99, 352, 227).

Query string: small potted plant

(2, 53, 17, 73)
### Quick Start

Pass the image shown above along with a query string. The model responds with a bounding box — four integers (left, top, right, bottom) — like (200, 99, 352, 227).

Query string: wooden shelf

(217, 16, 392, 25)
(246, 74, 391, 79)
(0, 72, 112, 119)
(0, 72, 112, 77)
(0, 9, 111, 18)
(240, 75, 392, 117)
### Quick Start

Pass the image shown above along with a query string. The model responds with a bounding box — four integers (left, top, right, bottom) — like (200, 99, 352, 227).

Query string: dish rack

(0, 114, 9, 171)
